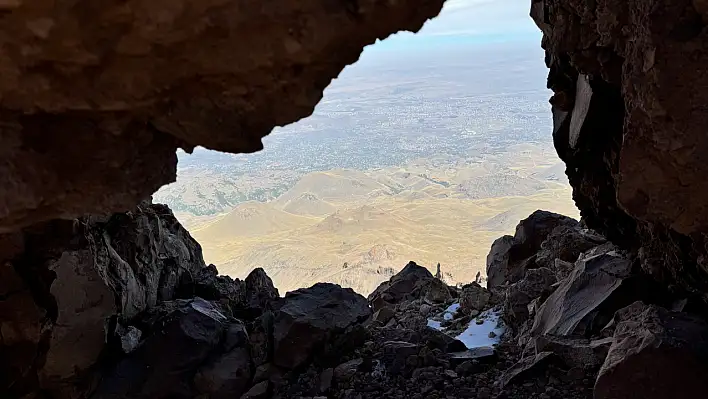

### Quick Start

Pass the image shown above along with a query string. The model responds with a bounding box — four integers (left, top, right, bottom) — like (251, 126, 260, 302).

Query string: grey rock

(334, 358, 363, 383)
(505, 267, 556, 325)
(498, 352, 555, 388)
(240, 381, 270, 399)
(273, 283, 371, 369)
(459, 283, 493, 314)
(368, 261, 435, 311)
(531, 249, 632, 336)
(534, 335, 612, 369)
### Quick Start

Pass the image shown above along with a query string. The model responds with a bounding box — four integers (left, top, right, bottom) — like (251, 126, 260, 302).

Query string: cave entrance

(153, 0, 576, 296)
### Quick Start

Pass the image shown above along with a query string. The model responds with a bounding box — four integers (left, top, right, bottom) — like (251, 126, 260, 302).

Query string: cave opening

(153, 0, 577, 296)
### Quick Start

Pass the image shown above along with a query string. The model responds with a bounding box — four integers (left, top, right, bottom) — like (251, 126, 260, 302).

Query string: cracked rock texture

(536, 0, 708, 293)
(0, 0, 445, 232)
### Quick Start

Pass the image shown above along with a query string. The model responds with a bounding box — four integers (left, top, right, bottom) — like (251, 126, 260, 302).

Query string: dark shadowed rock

(531, 248, 632, 336)
(273, 283, 371, 369)
(194, 344, 252, 399)
(94, 298, 228, 398)
(595, 302, 708, 399)
(534, 335, 612, 369)
(249, 311, 275, 367)
(334, 358, 363, 383)
(424, 278, 452, 303)
(536, 225, 604, 270)
(245, 268, 280, 312)
(505, 267, 556, 326)
(240, 381, 270, 399)
(486, 235, 515, 289)
(486, 211, 578, 289)
(459, 282, 495, 314)
(180, 264, 246, 308)
(368, 261, 435, 311)
(498, 351, 555, 388)
(381, 341, 419, 374)
(513, 211, 579, 257)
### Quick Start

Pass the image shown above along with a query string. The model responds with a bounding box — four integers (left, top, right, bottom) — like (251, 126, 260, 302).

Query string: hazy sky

(368, 0, 540, 51)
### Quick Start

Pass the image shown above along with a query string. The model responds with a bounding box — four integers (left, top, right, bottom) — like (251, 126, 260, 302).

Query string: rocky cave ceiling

(2, 0, 708, 288)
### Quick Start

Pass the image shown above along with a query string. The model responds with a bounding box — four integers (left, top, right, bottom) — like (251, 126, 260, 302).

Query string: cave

(2, 0, 708, 398)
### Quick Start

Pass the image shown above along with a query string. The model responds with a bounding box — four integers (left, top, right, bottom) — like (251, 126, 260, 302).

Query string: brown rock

(498, 352, 556, 388)
(595, 302, 708, 399)
(240, 381, 270, 399)
(531, 249, 632, 336)
(0, 0, 446, 232)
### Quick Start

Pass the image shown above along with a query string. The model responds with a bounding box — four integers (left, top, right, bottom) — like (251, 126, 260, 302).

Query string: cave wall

(0, 0, 446, 233)
(534, 0, 708, 294)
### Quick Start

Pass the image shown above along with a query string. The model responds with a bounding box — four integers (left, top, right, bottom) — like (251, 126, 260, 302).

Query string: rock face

(486, 210, 578, 289)
(535, 0, 708, 293)
(531, 247, 632, 336)
(0, 0, 446, 232)
(595, 302, 708, 399)
(368, 261, 445, 311)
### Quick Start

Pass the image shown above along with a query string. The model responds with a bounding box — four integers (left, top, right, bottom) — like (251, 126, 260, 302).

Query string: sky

(367, 0, 541, 52)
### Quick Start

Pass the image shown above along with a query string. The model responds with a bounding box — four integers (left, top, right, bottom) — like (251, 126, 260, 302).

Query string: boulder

(194, 345, 252, 399)
(536, 225, 604, 270)
(334, 358, 363, 383)
(180, 264, 246, 308)
(531, 248, 632, 336)
(505, 267, 556, 325)
(381, 341, 419, 374)
(459, 283, 493, 314)
(273, 283, 371, 369)
(368, 261, 435, 311)
(240, 381, 270, 399)
(424, 278, 452, 303)
(249, 311, 275, 367)
(595, 302, 708, 399)
(513, 211, 579, 257)
(498, 351, 556, 388)
(486, 211, 579, 289)
(534, 335, 612, 369)
(486, 235, 515, 289)
(371, 306, 395, 325)
(244, 267, 280, 313)
(94, 298, 229, 398)
(89, 202, 207, 320)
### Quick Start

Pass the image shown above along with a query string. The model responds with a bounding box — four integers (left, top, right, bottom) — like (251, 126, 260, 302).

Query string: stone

(318, 368, 333, 393)
(240, 381, 270, 399)
(419, 327, 467, 353)
(0, 0, 447, 233)
(368, 261, 435, 311)
(531, 249, 632, 336)
(41, 250, 117, 385)
(117, 325, 143, 354)
(250, 311, 275, 367)
(272, 283, 371, 369)
(252, 363, 283, 385)
(486, 235, 515, 289)
(505, 267, 556, 326)
(424, 278, 452, 303)
(486, 211, 578, 289)
(534, 335, 612, 369)
(459, 283, 492, 314)
(88, 202, 207, 320)
(535, 225, 604, 270)
(244, 267, 280, 313)
(498, 352, 555, 388)
(194, 345, 252, 399)
(372, 307, 395, 325)
(595, 302, 708, 399)
(334, 358, 363, 383)
(94, 298, 228, 398)
(381, 341, 419, 374)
